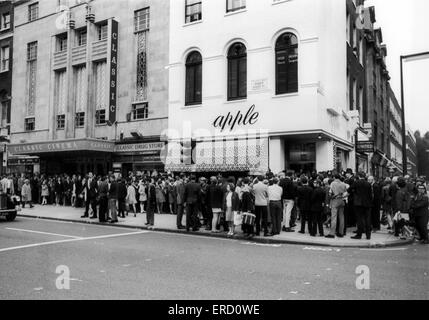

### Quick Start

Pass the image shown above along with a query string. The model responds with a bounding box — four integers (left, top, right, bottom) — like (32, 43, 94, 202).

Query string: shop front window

(287, 142, 316, 174)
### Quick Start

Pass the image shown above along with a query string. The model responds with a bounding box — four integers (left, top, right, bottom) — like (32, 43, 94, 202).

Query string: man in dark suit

(82, 172, 98, 219)
(297, 177, 313, 234)
(351, 172, 373, 240)
(183, 175, 201, 232)
(279, 172, 297, 232)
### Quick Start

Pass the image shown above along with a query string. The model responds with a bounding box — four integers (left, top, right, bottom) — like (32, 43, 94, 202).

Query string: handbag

(233, 211, 242, 226)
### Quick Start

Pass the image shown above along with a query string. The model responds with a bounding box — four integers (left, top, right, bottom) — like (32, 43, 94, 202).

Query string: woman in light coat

(21, 179, 34, 208)
(126, 181, 137, 216)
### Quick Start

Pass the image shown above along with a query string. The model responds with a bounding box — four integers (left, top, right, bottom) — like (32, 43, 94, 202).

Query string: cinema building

(8, 0, 169, 175)
(165, 0, 360, 174)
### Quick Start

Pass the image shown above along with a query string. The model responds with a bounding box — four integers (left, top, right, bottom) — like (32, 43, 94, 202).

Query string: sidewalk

(17, 205, 414, 248)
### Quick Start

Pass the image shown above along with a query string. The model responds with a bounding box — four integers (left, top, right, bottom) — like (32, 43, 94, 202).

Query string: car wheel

(6, 211, 17, 222)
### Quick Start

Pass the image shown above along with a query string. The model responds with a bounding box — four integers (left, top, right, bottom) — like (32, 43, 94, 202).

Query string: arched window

(185, 51, 202, 106)
(275, 33, 298, 94)
(227, 42, 247, 101)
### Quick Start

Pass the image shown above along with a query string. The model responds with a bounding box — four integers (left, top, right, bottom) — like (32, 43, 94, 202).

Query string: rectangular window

(95, 61, 107, 110)
(56, 114, 65, 130)
(75, 112, 85, 127)
(185, 0, 202, 23)
(95, 109, 106, 125)
(1, 13, 10, 30)
(78, 30, 87, 46)
(25, 117, 35, 131)
(136, 31, 148, 102)
(227, 0, 246, 13)
(1, 100, 11, 128)
(134, 8, 150, 32)
(98, 23, 108, 41)
(0, 46, 9, 72)
(57, 36, 67, 52)
(74, 66, 87, 113)
(27, 41, 38, 61)
(28, 3, 39, 22)
(132, 103, 149, 120)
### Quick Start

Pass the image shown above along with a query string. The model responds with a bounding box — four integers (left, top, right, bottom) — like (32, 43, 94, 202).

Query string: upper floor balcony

(53, 50, 67, 70)
(91, 39, 108, 61)
(71, 45, 87, 66)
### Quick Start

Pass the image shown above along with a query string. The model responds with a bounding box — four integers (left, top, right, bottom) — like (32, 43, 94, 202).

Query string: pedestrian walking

(41, 180, 49, 205)
(146, 177, 157, 229)
(108, 175, 118, 223)
(126, 181, 137, 217)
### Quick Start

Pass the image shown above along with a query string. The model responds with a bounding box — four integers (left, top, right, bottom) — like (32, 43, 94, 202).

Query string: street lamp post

(400, 51, 429, 176)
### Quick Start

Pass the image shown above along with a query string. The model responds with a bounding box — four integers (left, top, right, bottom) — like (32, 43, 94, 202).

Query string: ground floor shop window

(287, 142, 316, 174)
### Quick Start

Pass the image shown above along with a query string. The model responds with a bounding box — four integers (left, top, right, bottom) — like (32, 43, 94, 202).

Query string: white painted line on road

(18, 216, 147, 232)
(360, 247, 409, 251)
(0, 231, 149, 254)
(242, 242, 282, 248)
(5, 227, 84, 239)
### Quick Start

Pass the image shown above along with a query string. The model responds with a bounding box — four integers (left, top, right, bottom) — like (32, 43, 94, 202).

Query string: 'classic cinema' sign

(109, 20, 119, 125)
(213, 105, 259, 132)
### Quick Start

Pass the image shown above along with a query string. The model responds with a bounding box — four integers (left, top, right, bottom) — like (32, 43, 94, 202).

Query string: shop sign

(108, 19, 119, 125)
(213, 105, 259, 132)
(356, 141, 375, 154)
(8, 139, 115, 155)
(8, 158, 40, 166)
(114, 142, 165, 153)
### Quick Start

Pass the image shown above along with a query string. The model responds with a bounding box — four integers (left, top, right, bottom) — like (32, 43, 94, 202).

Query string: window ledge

(225, 9, 247, 17)
(183, 20, 203, 27)
(224, 98, 247, 104)
(272, 0, 293, 6)
(0, 69, 9, 74)
(182, 104, 203, 110)
(95, 123, 108, 127)
(272, 92, 299, 99)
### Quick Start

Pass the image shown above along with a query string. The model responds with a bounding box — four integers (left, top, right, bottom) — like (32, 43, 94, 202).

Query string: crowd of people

(2, 169, 428, 244)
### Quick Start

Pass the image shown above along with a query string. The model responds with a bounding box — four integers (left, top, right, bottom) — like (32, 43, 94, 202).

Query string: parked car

(0, 194, 21, 222)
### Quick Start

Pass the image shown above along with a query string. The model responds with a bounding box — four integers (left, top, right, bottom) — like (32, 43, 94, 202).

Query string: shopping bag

(233, 211, 242, 226)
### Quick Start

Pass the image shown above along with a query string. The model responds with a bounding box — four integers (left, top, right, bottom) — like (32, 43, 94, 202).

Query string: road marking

(0, 231, 149, 253)
(242, 242, 282, 247)
(303, 246, 341, 252)
(360, 247, 409, 251)
(5, 228, 83, 239)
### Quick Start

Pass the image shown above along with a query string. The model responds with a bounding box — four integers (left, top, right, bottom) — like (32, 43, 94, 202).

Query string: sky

(366, 0, 429, 134)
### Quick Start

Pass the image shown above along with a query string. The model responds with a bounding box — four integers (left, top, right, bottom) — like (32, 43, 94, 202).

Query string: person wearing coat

(108, 175, 119, 223)
(183, 175, 202, 232)
(21, 179, 34, 208)
(117, 178, 128, 219)
(98, 176, 109, 222)
(350, 172, 374, 240)
(146, 177, 157, 229)
(411, 184, 429, 244)
(82, 173, 98, 219)
(368, 176, 382, 231)
(223, 183, 240, 236)
(393, 178, 412, 238)
(174, 175, 186, 230)
(138, 180, 147, 214)
(310, 180, 326, 237)
(54, 177, 64, 206)
(126, 181, 137, 216)
(296, 177, 313, 235)
(208, 177, 224, 233)
(41, 180, 49, 205)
